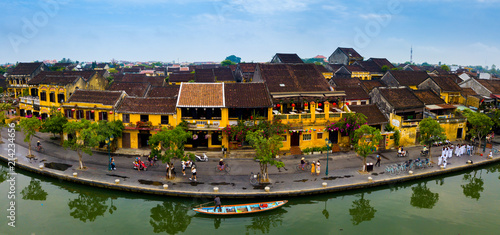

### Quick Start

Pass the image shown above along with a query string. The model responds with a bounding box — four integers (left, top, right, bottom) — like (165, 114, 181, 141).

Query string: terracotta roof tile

(330, 77, 361, 88)
(378, 87, 424, 109)
(476, 79, 500, 94)
(147, 85, 180, 98)
(349, 104, 387, 125)
(429, 74, 462, 92)
(224, 83, 272, 108)
(28, 71, 83, 85)
(117, 97, 176, 114)
(413, 90, 445, 105)
(10, 62, 44, 75)
(107, 82, 150, 97)
(213, 67, 235, 82)
(67, 90, 124, 106)
(120, 74, 165, 86)
(389, 70, 430, 86)
(336, 86, 369, 100)
(258, 64, 330, 93)
(339, 48, 362, 58)
(195, 69, 215, 83)
(238, 63, 258, 73)
(361, 80, 386, 93)
(177, 83, 224, 107)
(460, 88, 477, 97)
(273, 53, 304, 63)
(169, 72, 195, 83)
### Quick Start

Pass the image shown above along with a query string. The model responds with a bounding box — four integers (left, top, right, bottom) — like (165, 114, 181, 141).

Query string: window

(361, 101, 367, 105)
(123, 114, 130, 123)
(317, 133, 323, 139)
(303, 134, 311, 141)
(86, 111, 95, 121)
(161, 115, 168, 125)
(99, 112, 108, 121)
(140, 115, 149, 122)
(40, 92, 47, 101)
(76, 110, 84, 119)
(49, 92, 55, 102)
(65, 110, 73, 119)
(57, 94, 65, 103)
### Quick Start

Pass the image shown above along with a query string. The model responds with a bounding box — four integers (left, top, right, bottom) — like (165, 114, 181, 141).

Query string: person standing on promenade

(375, 155, 381, 167)
(110, 156, 116, 170)
(311, 161, 316, 175)
(316, 160, 321, 176)
(189, 166, 197, 181)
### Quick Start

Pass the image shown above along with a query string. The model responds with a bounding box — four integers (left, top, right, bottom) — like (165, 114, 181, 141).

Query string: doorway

(457, 128, 463, 139)
(329, 131, 339, 144)
(138, 131, 151, 149)
(291, 132, 300, 146)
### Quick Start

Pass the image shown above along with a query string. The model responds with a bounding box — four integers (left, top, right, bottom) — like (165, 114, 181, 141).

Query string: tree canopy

(246, 130, 284, 182)
(418, 118, 446, 161)
(149, 126, 192, 178)
(225, 55, 241, 64)
(221, 59, 236, 67)
(327, 113, 367, 145)
(0, 102, 12, 144)
(41, 109, 68, 142)
(63, 119, 101, 169)
(353, 125, 382, 171)
(462, 109, 493, 152)
(19, 116, 42, 157)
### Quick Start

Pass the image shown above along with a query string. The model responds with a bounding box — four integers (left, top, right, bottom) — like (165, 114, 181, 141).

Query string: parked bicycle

(249, 172, 261, 185)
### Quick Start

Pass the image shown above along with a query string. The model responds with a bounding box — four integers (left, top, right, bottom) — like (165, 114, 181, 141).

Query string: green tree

(19, 116, 42, 158)
(441, 64, 450, 72)
(41, 109, 68, 144)
(462, 110, 493, 153)
(63, 119, 101, 169)
(68, 192, 110, 222)
(149, 201, 192, 234)
(149, 126, 192, 179)
(461, 170, 484, 200)
(221, 59, 236, 67)
(418, 118, 446, 162)
(381, 65, 389, 72)
(0, 103, 12, 144)
(246, 131, 284, 182)
(96, 120, 124, 151)
(225, 55, 241, 64)
(326, 112, 367, 145)
(21, 88, 30, 97)
(421, 62, 430, 66)
(353, 125, 382, 172)
(410, 182, 439, 209)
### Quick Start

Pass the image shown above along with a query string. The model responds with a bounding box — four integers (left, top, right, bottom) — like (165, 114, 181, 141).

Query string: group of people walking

(438, 144, 474, 168)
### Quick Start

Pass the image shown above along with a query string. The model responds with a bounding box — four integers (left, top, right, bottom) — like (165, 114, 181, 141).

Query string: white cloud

(360, 13, 391, 20)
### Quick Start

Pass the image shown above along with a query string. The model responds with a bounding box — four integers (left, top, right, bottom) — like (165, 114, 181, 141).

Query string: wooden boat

(193, 200, 288, 215)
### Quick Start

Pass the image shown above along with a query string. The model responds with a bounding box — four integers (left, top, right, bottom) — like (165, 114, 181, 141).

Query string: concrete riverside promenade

(1, 129, 500, 198)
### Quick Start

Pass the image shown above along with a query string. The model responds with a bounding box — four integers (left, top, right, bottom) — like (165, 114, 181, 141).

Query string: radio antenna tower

(410, 46, 413, 64)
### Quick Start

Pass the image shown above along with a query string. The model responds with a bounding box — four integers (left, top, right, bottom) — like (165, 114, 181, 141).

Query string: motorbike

(195, 153, 209, 162)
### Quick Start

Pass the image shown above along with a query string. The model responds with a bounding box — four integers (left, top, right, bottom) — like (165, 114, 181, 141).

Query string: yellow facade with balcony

(351, 71, 371, 80)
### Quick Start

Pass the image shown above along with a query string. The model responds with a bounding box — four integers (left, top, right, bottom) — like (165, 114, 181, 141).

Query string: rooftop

(224, 83, 272, 108)
(177, 83, 224, 107)
(117, 97, 176, 114)
(257, 64, 331, 93)
(67, 90, 124, 106)
(378, 87, 424, 109)
(107, 82, 150, 97)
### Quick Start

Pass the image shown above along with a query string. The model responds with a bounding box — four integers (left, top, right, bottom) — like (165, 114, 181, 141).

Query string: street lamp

(106, 135, 114, 171)
(325, 138, 332, 176)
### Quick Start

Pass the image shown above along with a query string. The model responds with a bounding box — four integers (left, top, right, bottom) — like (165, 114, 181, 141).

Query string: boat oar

(189, 201, 213, 209)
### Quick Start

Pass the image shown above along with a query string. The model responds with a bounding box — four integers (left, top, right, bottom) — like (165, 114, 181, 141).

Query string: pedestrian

(182, 162, 186, 176)
(110, 156, 116, 170)
(189, 166, 197, 181)
(311, 161, 316, 175)
(375, 155, 381, 167)
(443, 158, 447, 169)
(316, 160, 321, 176)
(488, 150, 493, 159)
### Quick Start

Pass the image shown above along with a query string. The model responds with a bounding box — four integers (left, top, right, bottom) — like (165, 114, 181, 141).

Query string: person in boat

(214, 196, 222, 212)
(218, 159, 225, 171)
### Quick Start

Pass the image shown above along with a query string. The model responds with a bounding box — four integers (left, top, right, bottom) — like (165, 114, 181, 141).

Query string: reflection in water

(21, 179, 48, 201)
(461, 170, 484, 201)
(68, 192, 114, 222)
(245, 209, 285, 234)
(410, 182, 439, 209)
(485, 164, 500, 180)
(149, 201, 192, 234)
(349, 193, 376, 225)
(214, 217, 223, 229)
(0, 165, 8, 183)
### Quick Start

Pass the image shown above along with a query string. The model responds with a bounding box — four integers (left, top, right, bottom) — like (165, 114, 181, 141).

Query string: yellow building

(116, 97, 177, 149)
(61, 90, 126, 123)
(6, 62, 47, 98)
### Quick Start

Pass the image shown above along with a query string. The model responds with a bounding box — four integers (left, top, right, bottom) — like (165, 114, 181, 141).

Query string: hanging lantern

(291, 103, 296, 107)
(57, 108, 61, 111)
(277, 104, 281, 108)
(91, 110, 95, 113)
(318, 103, 322, 107)
(71, 108, 75, 111)
(333, 102, 337, 106)
(304, 103, 308, 106)
(346, 102, 350, 105)
(250, 116, 253, 120)
(109, 111, 113, 114)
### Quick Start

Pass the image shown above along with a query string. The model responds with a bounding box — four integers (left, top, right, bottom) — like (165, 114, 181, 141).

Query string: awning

(490, 94, 500, 99)
(425, 104, 458, 110)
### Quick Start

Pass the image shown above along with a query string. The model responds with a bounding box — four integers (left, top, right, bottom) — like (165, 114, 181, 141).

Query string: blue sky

(1, 0, 500, 67)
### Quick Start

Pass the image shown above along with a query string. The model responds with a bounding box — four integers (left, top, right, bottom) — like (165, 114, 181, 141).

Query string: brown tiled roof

(67, 90, 124, 106)
(361, 80, 386, 93)
(429, 74, 462, 92)
(224, 83, 272, 108)
(355, 61, 382, 73)
(314, 64, 329, 73)
(257, 64, 330, 93)
(228, 64, 237, 72)
(117, 97, 176, 114)
(336, 86, 369, 100)
(195, 69, 215, 83)
(460, 88, 477, 97)
(213, 67, 235, 82)
(330, 77, 361, 88)
(369, 58, 394, 69)
(273, 53, 304, 63)
(344, 65, 367, 72)
(349, 104, 387, 125)
(122, 67, 141, 73)
(107, 82, 150, 97)
(238, 63, 258, 73)
(121, 74, 165, 86)
(10, 62, 44, 76)
(177, 83, 224, 107)
(147, 86, 180, 98)
(169, 72, 195, 83)
(327, 64, 344, 72)
(339, 48, 362, 58)
(475, 79, 500, 94)
(378, 87, 424, 109)
(28, 71, 97, 85)
(389, 70, 430, 86)
(413, 90, 445, 105)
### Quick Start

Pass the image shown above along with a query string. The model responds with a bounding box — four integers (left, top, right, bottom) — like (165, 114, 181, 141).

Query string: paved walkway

(1, 128, 500, 198)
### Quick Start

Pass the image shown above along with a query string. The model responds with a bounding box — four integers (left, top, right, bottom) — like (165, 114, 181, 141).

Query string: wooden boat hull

(193, 200, 288, 215)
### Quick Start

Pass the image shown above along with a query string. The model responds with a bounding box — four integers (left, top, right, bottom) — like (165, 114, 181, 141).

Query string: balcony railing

(19, 96, 40, 106)
(274, 112, 344, 124)
(185, 120, 221, 129)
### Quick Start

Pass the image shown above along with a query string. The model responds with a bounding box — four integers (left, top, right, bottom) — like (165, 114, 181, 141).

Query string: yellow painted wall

(351, 72, 371, 80)
(440, 121, 466, 141)
(408, 85, 418, 90)
(86, 74, 108, 90)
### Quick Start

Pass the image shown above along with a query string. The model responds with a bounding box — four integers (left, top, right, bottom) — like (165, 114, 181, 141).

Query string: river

(1, 162, 499, 235)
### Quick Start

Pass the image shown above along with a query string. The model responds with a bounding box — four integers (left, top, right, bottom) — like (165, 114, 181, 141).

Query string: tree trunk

(477, 137, 482, 154)
(60, 132, 64, 145)
(78, 150, 84, 169)
(363, 156, 367, 172)
(428, 146, 432, 163)
(0, 127, 3, 144)
(28, 140, 32, 158)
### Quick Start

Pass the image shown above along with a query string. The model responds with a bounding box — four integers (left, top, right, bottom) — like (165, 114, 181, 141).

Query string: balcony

(274, 111, 343, 125)
(19, 96, 40, 106)
(185, 120, 221, 129)
(401, 119, 422, 127)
